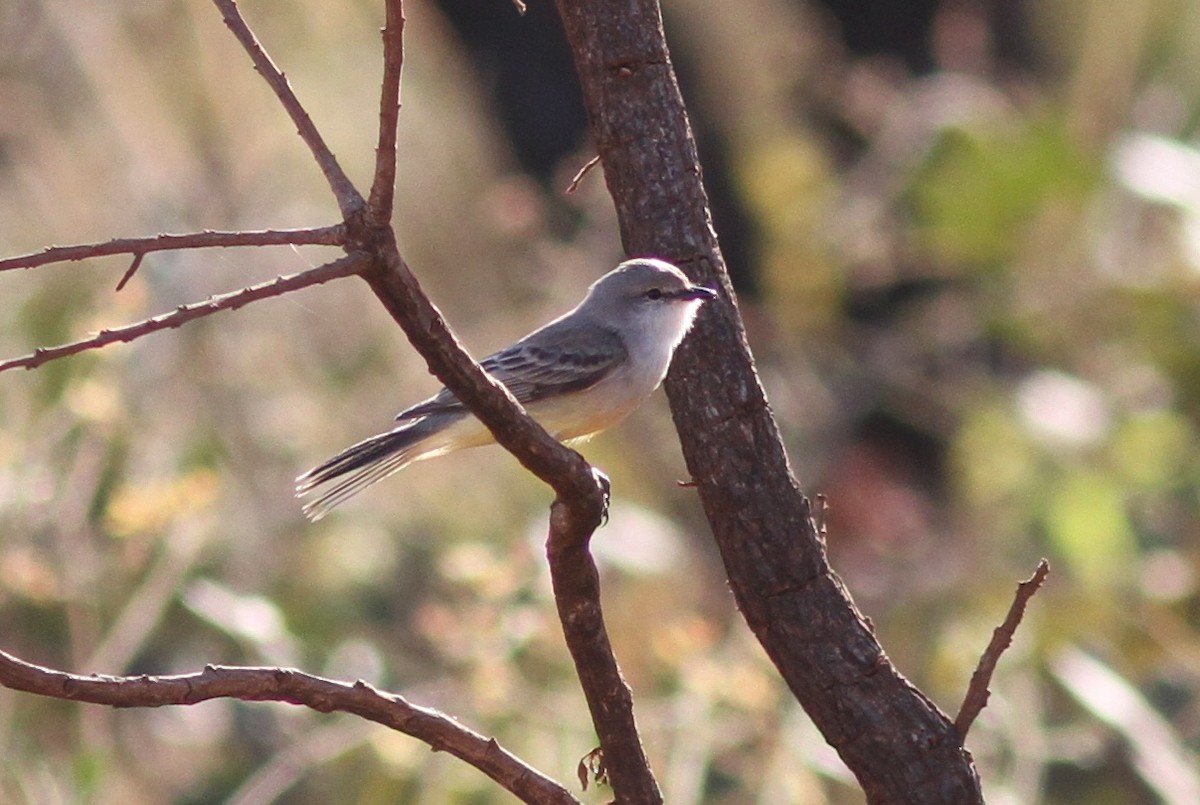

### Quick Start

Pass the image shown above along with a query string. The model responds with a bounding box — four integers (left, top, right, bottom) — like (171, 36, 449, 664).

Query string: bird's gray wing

(395, 322, 627, 422)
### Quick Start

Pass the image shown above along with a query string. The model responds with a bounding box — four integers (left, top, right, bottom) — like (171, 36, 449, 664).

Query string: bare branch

(197, 8, 646, 795)
(955, 559, 1051, 738)
(547, 480, 660, 802)
(0, 226, 347, 274)
(212, 0, 365, 217)
(0, 252, 368, 373)
(361, 245, 656, 801)
(4, 2, 648, 800)
(366, 0, 406, 227)
(364, 246, 603, 505)
(0, 649, 581, 805)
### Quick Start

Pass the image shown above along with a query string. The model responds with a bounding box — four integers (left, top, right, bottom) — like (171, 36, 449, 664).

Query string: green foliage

(910, 116, 1097, 270)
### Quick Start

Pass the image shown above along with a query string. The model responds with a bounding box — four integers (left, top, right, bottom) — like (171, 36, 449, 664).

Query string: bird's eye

(645, 288, 663, 300)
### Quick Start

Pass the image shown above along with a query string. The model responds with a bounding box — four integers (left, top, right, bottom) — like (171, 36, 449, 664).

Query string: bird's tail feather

(296, 421, 437, 521)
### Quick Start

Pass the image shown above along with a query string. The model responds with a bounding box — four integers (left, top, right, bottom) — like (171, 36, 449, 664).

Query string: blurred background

(2, 0, 1200, 802)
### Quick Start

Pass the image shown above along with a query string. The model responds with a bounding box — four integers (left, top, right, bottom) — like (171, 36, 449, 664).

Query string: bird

(296, 257, 717, 520)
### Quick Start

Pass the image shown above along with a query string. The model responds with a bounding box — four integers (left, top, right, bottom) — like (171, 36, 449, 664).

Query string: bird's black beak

(681, 284, 718, 302)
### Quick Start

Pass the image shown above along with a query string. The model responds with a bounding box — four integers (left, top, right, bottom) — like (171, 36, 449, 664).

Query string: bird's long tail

(296, 418, 443, 521)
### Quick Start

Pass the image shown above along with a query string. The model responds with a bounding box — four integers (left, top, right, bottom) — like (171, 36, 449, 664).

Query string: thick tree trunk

(554, 1, 984, 801)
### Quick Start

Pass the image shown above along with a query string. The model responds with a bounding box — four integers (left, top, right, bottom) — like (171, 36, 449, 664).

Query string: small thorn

(115, 252, 145, 292)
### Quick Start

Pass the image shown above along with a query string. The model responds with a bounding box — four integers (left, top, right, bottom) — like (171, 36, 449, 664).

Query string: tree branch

(212, 0, 365, 217)
(1, 2, 658, 801)
(366, 0, 405, 227)
(0, 649, 580, 805)
(361, 244, 660, 802)
(553, 0, 983, 801)
(0, 226, 347, 274)
(224, 3, 655, 796)
(0, 252, 367, 373)
(955, 560, 1051, 738)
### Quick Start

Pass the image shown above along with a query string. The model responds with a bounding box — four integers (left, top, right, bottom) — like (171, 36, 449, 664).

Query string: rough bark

(553, 1, 984, 801)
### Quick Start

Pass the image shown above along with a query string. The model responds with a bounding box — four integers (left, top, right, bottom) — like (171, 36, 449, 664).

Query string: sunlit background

(3, 0, 1200, 802)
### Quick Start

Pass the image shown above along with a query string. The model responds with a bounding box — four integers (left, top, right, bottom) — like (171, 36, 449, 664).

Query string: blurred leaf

(1051, 646, 1200, 805)
(71, 749, 106, 801)
(952, 404, 1040, 510)
(737, 134, 841, 332)
(1109, 410, 1194, 491)
(182, 578, 298, 666)
(1043, 469, 1136, 588)
(1114, 133, 1200, 214)
(910, 116, 1097, 269)
(104, 469, 220, 538)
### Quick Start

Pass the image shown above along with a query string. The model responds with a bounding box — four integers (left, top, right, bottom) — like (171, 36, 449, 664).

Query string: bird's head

(585, 258, 716, 317)
(578, 258, 718, 354)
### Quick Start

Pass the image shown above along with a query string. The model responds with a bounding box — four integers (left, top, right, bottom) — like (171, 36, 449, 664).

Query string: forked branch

(0, 0, 658, 801)
(553, 0, 983, 799)
(0, 1, 667, 801)
(364, 248, 659, 801)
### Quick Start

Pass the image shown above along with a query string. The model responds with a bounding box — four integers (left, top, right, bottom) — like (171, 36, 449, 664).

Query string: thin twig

(0, 226, 347, 274)
(212, 0, 365, 217)
(565, 155, 600, 194)
(0, 650, 581, 805)
(954, 559, 1051, 738)
(366, 0, 405, 227)
(114, 253, 145, 291)
(0, 252, 368, 373)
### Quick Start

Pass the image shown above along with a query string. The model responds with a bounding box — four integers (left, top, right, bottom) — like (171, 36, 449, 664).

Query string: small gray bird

(296, 257, 717, 520)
